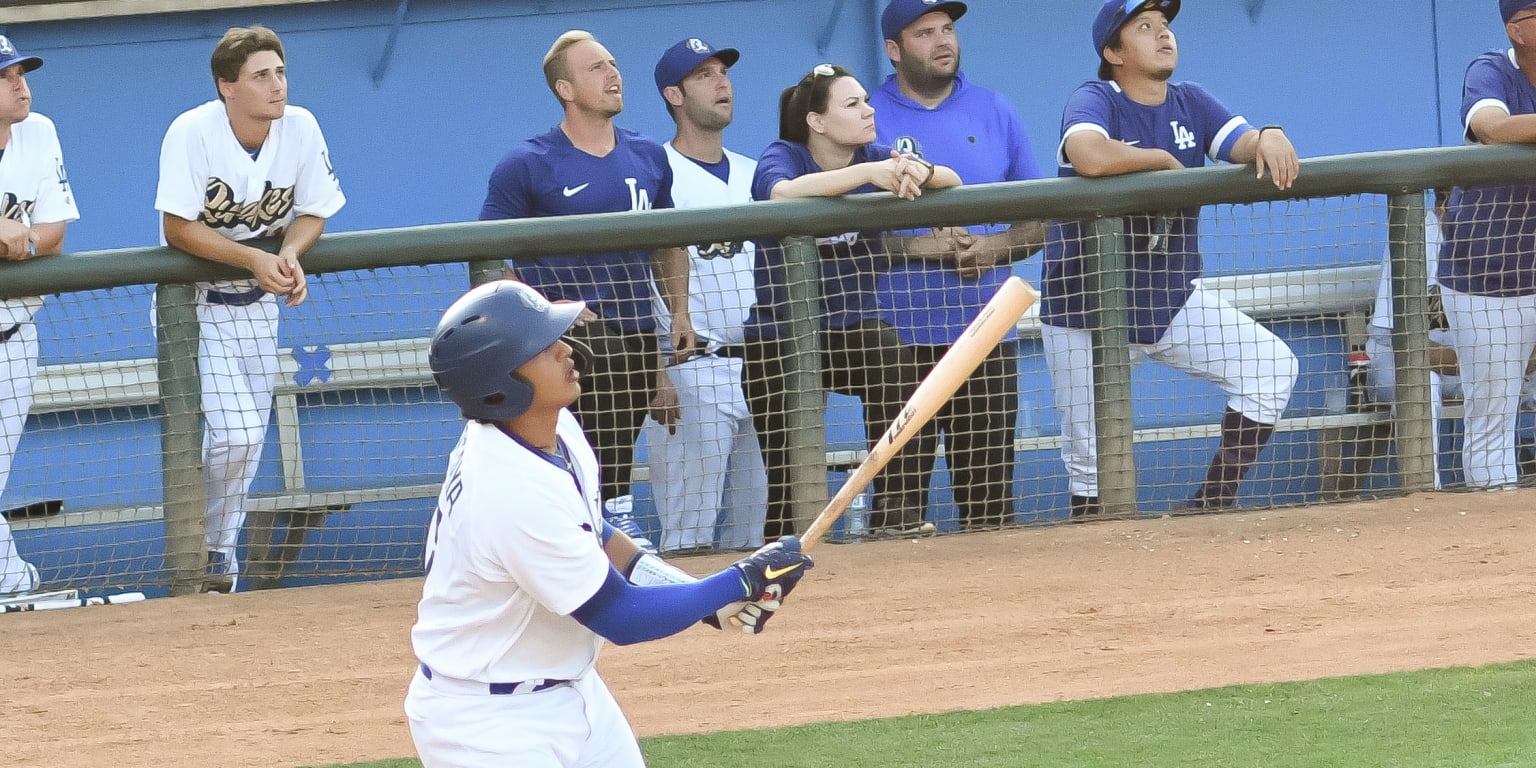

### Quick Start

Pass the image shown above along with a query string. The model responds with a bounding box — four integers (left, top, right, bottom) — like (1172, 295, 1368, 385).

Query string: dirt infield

(7, 491, 1535, 768)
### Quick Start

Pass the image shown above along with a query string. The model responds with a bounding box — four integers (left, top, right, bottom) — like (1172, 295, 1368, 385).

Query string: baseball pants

(198, 295, 280, 572)
(0, 320, 40, 593)
(1441, 286, 1536, 489)
(642, 354, 767, 552)
(1041, 287, 1297, 498)
(406, 669, 642, 768)
(908, 340, 1019, 530)
(566, 321, 657, 505)
(745, 320, 938, 539)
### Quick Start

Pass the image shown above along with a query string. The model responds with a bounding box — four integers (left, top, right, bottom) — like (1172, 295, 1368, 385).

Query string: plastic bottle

(846, 491, 869, 539)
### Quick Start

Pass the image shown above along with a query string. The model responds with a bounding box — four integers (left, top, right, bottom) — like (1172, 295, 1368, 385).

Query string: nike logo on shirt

(562, 183, 590, 197)
(1122, 140, 1141, 146)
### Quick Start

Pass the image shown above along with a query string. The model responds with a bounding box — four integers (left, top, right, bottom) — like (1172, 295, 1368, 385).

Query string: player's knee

(207, 424, 267, 453)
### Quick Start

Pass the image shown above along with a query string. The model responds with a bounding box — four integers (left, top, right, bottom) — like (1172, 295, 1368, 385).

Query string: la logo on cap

(0, 37, 15, 56)
(687, 38, 709, 54)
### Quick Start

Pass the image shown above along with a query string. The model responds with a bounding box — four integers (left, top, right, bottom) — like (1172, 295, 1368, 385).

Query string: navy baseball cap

(1093, 0, 1180, 56)
(0, 36, 42, 74)
(1503, 0, 1536, 22)
(881, 0, 968, 41)
(653, 38, 739, 96)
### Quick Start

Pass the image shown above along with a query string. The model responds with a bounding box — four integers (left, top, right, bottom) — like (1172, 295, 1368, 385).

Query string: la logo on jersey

(1169, 121, 1197, 151)
(624, 177, 652, 212)
(894, 135, 925, 159)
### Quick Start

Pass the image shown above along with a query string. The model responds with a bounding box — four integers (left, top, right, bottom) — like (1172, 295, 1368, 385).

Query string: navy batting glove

(732, 535, 813, 604)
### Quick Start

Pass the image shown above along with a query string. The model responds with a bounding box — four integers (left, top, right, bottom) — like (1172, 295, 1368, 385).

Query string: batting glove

(730, 536, 813, 631)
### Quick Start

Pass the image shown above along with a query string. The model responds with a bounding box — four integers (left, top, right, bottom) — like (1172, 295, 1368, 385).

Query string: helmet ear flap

(501, 372, 535, 418)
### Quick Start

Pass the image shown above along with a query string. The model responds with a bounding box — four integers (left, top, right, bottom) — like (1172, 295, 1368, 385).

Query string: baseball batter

(871, 0, 1047, 530)
(1435, 0, 1536, 490)
(406, 280, 812, 767)
(639, 37, 767, 554)
(155, 26, 345, 592)
(480, 30, 696, 529)
(0, 36, 76, 596)
(1042, 0, 1300, 516)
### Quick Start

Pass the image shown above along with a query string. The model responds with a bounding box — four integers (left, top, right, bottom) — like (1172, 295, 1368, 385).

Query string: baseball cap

(1503, 0, 1536, 22)
(1092, 0, 1181, 56)
(0, 36, 42, 74)
(881, 0, 968, 42)
(653, 38, 739, 96)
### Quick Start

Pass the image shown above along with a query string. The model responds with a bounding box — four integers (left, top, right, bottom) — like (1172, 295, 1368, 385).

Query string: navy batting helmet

(429, 280, 585, 421)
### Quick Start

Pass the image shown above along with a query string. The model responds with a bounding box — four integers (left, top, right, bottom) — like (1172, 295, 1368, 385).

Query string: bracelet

(1258, 124, 1283, 136)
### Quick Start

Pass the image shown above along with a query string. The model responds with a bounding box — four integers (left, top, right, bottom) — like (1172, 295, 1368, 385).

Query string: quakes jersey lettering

(0, 192, 36, 222)
(200, 177, 295, 231)
(694, 241, 748, 260)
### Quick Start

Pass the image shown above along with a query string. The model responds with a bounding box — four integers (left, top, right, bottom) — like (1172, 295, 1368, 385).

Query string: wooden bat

(800, 276, 1039, 550)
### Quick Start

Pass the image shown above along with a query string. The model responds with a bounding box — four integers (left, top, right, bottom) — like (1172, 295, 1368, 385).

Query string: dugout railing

(3, 143, 1533, 595)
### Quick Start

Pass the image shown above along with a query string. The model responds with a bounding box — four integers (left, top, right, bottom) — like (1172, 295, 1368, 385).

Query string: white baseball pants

(197, 295, 280, 571)
(643, 355, 766, 552)
(406, 669, 643, 768)
(1441, 286, 1536, 489)
(1365, 327, 1449, 489)
(1041, 287, 1297, 498)
(0, 321, 40, 593)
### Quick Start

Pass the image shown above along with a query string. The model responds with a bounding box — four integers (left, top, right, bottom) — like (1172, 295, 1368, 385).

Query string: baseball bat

(0, 591, 147, 614)
(800, 276, 1039, 550)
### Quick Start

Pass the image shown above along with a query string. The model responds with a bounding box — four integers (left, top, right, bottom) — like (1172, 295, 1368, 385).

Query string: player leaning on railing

(1040, 0, 1301, 518)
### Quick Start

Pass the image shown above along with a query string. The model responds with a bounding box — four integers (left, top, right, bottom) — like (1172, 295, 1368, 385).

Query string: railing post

(1087, 217, 1137, 517)
(1388, 192, 1435, 491)
(468, 260, 503, 288)
(781, 236, 827, 533)
(155, 284, 206, 596)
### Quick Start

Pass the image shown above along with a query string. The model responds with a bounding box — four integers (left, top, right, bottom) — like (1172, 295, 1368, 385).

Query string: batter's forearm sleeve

(571, 566, 746, 645)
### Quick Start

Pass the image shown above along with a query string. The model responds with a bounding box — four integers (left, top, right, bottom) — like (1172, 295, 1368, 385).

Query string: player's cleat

(602, 495, 657, 555)
(203, 551, 237, 594)
(864, 521, 937, 540)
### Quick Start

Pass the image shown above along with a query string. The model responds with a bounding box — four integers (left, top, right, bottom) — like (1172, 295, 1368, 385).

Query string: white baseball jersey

(651, 143, 757, 351)
(0, 112, 79, 327)
(154, 100, 345, 291)
(412, 412, 612, 683)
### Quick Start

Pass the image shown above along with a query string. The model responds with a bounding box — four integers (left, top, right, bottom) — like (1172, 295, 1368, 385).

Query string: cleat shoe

(203, 551, 237, 594)
(602, 495, 657, 555)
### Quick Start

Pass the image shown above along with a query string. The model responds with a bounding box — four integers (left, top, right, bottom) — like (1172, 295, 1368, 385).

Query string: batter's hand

(731, 536, 813, 605)
(1253, 129, 1299, 191)
(0, 218, 38, 261)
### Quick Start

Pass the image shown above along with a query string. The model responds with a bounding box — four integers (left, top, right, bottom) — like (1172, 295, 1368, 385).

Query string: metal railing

(4, 143, 1535, 593)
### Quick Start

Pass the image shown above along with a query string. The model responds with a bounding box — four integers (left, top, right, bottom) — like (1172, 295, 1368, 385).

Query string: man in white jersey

(406, 280, 812, 767)
(0, 36, 77, 596)
(155, 26, 345, 593)
(640, 38, 767, 554)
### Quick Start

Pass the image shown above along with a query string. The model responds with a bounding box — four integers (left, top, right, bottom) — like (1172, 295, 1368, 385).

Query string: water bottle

(846, 491, 869, 539)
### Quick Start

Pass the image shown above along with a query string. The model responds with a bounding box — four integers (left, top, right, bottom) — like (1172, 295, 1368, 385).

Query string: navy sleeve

(1463, 52, 1512, 143)
(753, 141, 799, 201)
(570, 565, 747, 645)
(479, 149, 534, 221)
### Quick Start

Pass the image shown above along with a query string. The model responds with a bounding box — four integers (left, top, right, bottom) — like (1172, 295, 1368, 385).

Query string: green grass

(314, 660, 1536, 768)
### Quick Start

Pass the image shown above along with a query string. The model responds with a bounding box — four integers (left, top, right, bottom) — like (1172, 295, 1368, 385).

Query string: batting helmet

(429, 280, 585, 421)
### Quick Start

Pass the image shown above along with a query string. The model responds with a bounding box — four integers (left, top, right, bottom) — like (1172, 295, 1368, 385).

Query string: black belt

(0, 323, 20, 343)
(689, 344, 745, 359)
(205, 287, 268, 307)
(419, 663, 572, 695)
